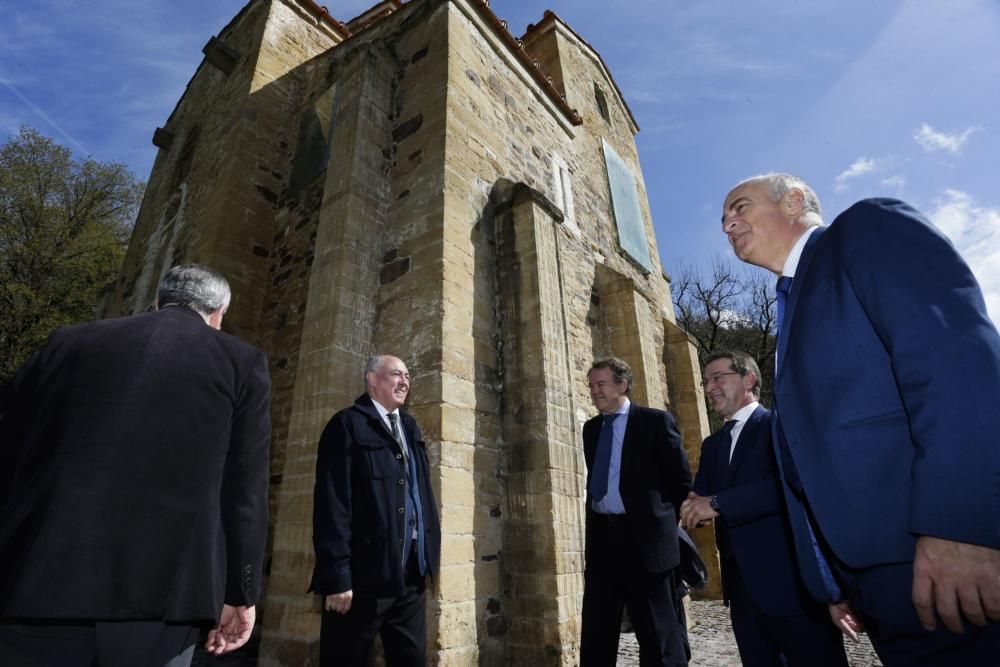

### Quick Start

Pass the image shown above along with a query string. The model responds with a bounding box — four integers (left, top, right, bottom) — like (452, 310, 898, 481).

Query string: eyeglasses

(701, 372, 740, 388)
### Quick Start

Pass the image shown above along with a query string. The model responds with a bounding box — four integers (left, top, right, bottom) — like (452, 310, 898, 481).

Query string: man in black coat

(310, 355, 441, 666)
(580, 356, 692, 666)
(0, 264, 271, 666)
(681, 350, 848, 666)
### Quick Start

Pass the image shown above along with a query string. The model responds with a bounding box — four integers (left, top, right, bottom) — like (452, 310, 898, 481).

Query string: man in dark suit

(310, 355, 441, 666)
(680, 350, 847, 666)
(580, 356, 692, 666)
(722, 172, 1000, 664)
(0, 264, 271, 666)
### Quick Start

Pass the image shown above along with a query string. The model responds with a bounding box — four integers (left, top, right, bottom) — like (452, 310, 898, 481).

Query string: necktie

(388, 412, 408, 465)
(775, 276, 793, 350)
(772, 276, 842, 600)
(589, 413, 620, 500)
(722, 419, 738, 464)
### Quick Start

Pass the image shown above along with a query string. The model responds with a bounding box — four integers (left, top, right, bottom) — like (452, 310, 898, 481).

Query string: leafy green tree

(0, 126, 143, 383)
(672, 256, 777, 428)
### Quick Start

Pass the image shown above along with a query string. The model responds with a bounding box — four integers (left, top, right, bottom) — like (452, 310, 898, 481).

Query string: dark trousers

(580, 516, 689, 667)
(320, 549, 427, 667)
(832, 558, 1000, 666)
(0, 620, 198, 667)
(723, 556, 847, 667)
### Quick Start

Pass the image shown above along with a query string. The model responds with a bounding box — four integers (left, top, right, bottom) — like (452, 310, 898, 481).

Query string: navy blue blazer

(310, 395, 441, 599)
(773, 199, 1000, 599)
(583, 401, 692, 574)
(693, 406, 815, 616)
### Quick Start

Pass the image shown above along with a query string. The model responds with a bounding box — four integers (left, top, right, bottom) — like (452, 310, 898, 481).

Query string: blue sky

(3, 0, 998, 319)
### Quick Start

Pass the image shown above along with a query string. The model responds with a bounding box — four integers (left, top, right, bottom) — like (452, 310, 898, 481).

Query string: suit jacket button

(398, 507, 405, 513)
(399, 479, 405, 485)
(396, 453, 402, 459)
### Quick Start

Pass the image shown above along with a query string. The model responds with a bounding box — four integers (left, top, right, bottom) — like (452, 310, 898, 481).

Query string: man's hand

(912, 536, 1000, 633)
(205, 604, 255, 655)
(828, 601, 863, 643)
(325, 590, 353, 614)
(680, 491, 718, 531)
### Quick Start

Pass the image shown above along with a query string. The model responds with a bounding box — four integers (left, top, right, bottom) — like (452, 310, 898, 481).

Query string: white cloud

(834, 157, 878, 191)
(914, 123, 979, 153)
(881, 174, 906, 194)
(928, 189, 1000, 324)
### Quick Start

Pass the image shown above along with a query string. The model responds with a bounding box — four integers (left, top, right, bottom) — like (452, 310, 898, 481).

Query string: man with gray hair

(0, 264, 271, 666)
(310, 355, 440, 666)
(721, 173, 1000, 664)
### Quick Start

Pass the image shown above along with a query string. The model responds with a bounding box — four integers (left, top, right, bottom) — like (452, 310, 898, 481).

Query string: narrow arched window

(594, 83, 610, 123)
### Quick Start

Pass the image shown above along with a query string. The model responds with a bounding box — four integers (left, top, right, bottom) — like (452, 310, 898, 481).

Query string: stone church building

(103, 0, 714, 663)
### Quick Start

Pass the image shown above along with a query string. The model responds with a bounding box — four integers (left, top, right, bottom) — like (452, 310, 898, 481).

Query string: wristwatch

(708, 495, 720, 513)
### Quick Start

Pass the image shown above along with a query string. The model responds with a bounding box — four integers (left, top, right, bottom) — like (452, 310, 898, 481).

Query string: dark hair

(156, 264, 231, 316)
(705, 349, 761, 397)
(590, 356, 633, 393)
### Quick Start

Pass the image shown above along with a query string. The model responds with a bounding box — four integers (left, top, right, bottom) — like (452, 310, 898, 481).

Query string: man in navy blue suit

(721, 172, 1000, 665)
(580, 357, 692, 666)
(681, 350, 847, 666)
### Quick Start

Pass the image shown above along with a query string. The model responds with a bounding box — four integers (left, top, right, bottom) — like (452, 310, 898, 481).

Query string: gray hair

(157, 264, 231, 316)
(590, 356, 633, 394)
(364, 355, 387, 390)
(705, 349, 762, 398)
(734, 172, 822, 220)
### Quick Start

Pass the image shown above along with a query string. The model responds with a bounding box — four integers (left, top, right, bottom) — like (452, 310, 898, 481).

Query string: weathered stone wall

(427, 3, 708, 663)
(113, 1, 714, 665)
(105, 0, 341, 342)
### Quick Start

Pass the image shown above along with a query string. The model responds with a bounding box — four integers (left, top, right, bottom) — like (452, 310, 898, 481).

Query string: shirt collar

(782, 225, 821, 277)
(370, 398, 397, 421)
(728, 401, 759, 423)
(605, 397, 631, 417)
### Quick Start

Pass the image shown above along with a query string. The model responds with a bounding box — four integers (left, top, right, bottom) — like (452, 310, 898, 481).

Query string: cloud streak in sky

(0, 76, 89, 154)
(834, 157, 878, 191)
(914, 123, 979, 154)
(881, 174, 906, 194)
(928, 189, 1000, 323)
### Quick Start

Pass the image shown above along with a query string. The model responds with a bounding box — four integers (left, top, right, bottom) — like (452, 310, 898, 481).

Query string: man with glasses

(580, 356, 692, 666)
(720, 172, 1000, 664)
(681, 350, 847, 666)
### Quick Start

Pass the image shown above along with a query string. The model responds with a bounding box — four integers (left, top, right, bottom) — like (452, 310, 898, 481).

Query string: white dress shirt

(727, 400, 759, 463)
(592, 399, 630, 515)
(781, 225, 822, 278)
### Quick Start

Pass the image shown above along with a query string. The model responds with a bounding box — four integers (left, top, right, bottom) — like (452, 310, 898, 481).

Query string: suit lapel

(714, 429, 731, 487)
(355, 395, 404, 455)
(618, 401, 640, 481)
(725, 406, 764, 482)
(776, 226, 827, 383)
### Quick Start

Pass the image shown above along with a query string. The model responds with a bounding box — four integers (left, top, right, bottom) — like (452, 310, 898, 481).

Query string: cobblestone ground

(617, 600, 883, 667)
(192, 600, 883, 666)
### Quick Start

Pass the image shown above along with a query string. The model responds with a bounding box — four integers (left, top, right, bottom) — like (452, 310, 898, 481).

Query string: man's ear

(784, 188, 805, 218)
(208, 305, 227, 330)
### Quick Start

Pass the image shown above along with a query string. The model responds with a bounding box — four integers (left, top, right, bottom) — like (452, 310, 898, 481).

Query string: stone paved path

(192, 600, 883, 666)
(616, 600, 883, 666)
